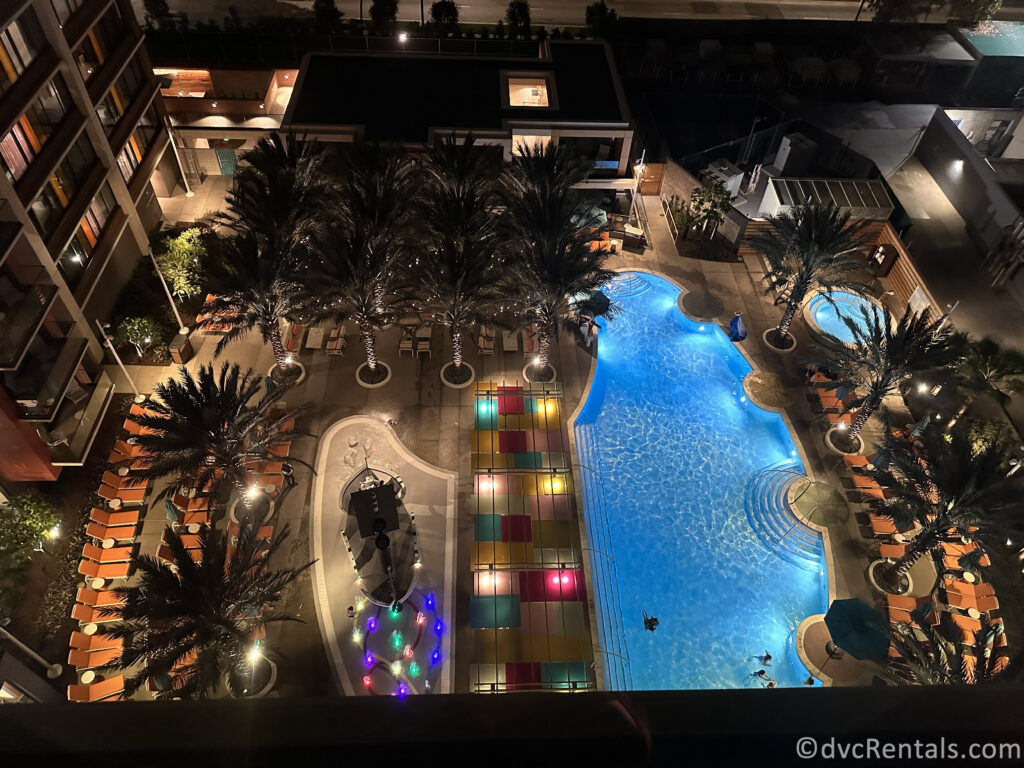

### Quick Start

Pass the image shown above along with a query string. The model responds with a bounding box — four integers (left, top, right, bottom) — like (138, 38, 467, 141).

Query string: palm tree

(100, 518, 313, 699)
(813, 305, 960, 449)
(216, 132, 329, 258)
(885, 611, 1008, 686)
(126, 363, 310, 508)
(946, 336, 1024, 430)
(747, 204, 870, 348)
(200, 234, 317, 375)
(316, 228, 412, 380)
(860, 422, 1024, 587)
(416, 134, 507, 377)
(502, 142, 615, 378)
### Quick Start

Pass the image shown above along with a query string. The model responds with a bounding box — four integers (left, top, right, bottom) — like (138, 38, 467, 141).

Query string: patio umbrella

(728, 312, 747, 341)
(574, 289, 611, 317)
(824, 598, 889, 661)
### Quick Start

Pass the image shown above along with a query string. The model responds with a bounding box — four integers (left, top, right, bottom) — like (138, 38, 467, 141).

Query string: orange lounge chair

(843, 454, 870, 468)
(268, 442, 291, 457)
(879, 542, 907, 559)
(67, 647, 122, 668)
(67, 675, 124, 703)
(949, 613, 983, 634)
(182, 511, 210, 526)
(948, 593, 1000, 613)
(886, 594, 925, 611)
(129, 403, 159, 419)
(90, 508, 140, 527)
(165, 533, 201, 549)
(826, 412, 852, 427)
(71, 603, 120, 623)
(97, 485, 148, 505)
(869, 514, 898, 536)
(100, 471, 134, 489)
(69, 631, 123, 652)
(946, 581, 996, 599)
(852, 474, 883, 490)
(78, 559, 131, 580)
(123, 419, 159, 436)
(108, 451, 149, 471)
(888, 607, 913, 624)
(172, 493, 212, 512)
(85, 522, 136, 542)
(227, 522, 274, 540)
(157, 545, 202, 565)
(82, 543, 133, 564)
(75, 588, 125, 608)
(114, 439, 149, 457)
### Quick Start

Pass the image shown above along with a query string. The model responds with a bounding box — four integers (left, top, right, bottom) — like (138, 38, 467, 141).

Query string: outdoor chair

(69, 631, 123, 652)
(85, 521, 136, 542)
(326, 325, 346, 355)
(67, 675, 124, 703)
(78, 559, 130, 581)
(71, 603, 118, 624)
(82, 542, 133, 564)
(75, 588, 125, 608)
(67, 647, 122, 669)
(501, 329, 519, 353)
(399, 330, 415, 357)
(89, 508, 140, 527)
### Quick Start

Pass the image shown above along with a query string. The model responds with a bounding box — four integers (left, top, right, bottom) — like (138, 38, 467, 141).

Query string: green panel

(474, 398, 498, 429)
(470, 595, 521, 629)
(513, 451, 543, 469)
(474, 514, 502, 542)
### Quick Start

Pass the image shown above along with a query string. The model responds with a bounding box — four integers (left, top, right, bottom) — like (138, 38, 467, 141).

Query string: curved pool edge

(569, 268, 840, 690)
(801, 290, 884, 347)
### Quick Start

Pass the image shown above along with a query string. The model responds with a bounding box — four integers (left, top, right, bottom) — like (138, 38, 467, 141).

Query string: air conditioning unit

(703, 158, 744, 197)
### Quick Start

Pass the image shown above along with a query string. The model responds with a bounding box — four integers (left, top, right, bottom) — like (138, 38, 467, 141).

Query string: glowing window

(508, 78, 549, 107)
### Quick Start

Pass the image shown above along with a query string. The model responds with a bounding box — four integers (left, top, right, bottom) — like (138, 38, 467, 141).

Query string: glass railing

(0, 278, 58, 369)
(47, 370, 115, 466)
(17, 337, 88, 420)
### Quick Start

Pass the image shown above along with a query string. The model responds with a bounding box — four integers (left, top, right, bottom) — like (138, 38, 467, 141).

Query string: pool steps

(744, 463, 825, 572)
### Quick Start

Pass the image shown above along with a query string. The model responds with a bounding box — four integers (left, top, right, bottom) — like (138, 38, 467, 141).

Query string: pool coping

(801, 290, 884, 348)
(569, 268, 840, 689)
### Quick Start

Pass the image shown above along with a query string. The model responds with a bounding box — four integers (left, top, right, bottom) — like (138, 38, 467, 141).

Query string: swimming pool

(805, 290, 881, 344)
(574, 272, 827, 690)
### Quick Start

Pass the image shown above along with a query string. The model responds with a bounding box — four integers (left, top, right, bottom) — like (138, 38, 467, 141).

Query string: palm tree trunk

(847, 402, 875, 441)
(777, 300, 799, 338)
(452, 328, 463, 369)
(361, 328, 379, 370)
(537, 328, 552, 370)
(269, 325, 288, 370)
(946, 395, 974, 432)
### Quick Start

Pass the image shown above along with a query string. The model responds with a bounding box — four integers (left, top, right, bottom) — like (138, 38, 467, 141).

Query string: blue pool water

(806, 291, 880, 344)
(575, 272, 827, 690)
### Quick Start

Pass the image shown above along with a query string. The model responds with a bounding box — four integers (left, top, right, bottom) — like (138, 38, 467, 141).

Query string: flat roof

(285, 42, 629, 142)
(959, 20, 1024, 58)
(866, 31, 975, 62)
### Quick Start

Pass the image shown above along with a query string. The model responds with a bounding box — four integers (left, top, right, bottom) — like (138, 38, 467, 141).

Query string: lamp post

(94, 319, 143, 401)
(0, 618, 62, 679)
(150, 252, 189, 336)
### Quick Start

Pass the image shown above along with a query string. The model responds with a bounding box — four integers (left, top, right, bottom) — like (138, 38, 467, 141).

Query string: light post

(631, 149, 646, 223)
(937, 300, 959, 332)
(94, 319, 143, 401)
(0, 618, 62, 679)
(150, 252, 189, 336)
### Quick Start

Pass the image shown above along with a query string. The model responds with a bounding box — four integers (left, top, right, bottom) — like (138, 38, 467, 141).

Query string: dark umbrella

(580, 289, 611, 317)
(824, 598, 889, 661)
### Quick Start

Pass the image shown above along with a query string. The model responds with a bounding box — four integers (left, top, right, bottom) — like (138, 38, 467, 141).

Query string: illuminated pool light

(364, 650, 375, 666)
(425, 593, 435, 611)
(431, 647, 441, 665)
(367, 616, 377, 632)
(433, 619, 444, 635)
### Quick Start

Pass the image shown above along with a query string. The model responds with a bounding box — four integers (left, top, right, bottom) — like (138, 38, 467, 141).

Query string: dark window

(57, 181, 118, 289)
(0, 74, 74, 182)
(71, 4, 124, 82)
(50, 0, 84, 26)
(95, 58, 152, 137)
(27, 132, 99, 239)
(0, 7, 46, 95)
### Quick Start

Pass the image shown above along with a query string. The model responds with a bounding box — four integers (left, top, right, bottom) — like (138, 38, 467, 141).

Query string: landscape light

(285, 355, 294, 365)
(259, 103, 265, 109)
(211, 101, 217, 107)
(399, 32, 408, 42)
(246, 485, 259, 499)
(248, 645, 261, 664)
(917, 382, 928, 393)
(47, 524, 60, 539)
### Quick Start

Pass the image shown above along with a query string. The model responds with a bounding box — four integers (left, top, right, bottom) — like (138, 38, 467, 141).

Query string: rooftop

(285, 42, 629, 142)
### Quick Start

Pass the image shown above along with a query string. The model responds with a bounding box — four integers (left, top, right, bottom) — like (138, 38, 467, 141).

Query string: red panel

(500, 515, 532, 542)
(505, 662, 542, 684)
(497, 395, 525, 415)
(519, 569, 585, 601)
(498, 431, 528, 453)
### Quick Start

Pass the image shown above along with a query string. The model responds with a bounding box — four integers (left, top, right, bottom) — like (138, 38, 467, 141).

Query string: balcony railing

(16, 337, 88, 421)
(0, 275, 58, 370)
(47, 370, 115, 467)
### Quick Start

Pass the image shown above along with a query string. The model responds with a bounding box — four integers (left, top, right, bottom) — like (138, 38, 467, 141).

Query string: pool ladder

(744, 462, 824, 573)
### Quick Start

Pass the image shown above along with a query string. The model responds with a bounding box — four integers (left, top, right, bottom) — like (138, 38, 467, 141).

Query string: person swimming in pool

(759, 650, 772, 666)
(642, 611, 659, 632)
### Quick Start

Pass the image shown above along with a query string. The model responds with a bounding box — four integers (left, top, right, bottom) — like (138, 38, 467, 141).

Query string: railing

(572, 420, 633, 691)
(661, 195, 679, 242)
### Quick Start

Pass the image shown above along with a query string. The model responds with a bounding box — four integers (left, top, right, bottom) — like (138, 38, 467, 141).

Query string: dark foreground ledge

(1, 686, 1022, 766)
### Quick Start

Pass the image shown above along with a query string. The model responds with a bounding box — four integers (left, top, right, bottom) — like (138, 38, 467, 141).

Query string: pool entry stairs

(745, 462, 824, 572)
(468, 382, 595, 692)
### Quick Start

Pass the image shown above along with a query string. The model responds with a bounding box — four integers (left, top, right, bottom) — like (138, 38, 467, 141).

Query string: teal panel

(513, 452, 543, 469)
(470, 595, 521, 629)
(474, 398, 499, 429)
(525, 396, 539, 413)
(474, 514, 502, 542)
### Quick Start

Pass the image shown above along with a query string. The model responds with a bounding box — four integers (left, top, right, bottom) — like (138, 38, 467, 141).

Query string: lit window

(508, 78, 549, 108)
(512, 135, 551, 156)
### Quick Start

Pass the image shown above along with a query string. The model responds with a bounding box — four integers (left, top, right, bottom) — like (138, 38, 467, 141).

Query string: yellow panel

(475, 628, 523, 663)
(520, 634, 592, 663)
(507, 542, 533, 565)
(532, 521, 576, 549)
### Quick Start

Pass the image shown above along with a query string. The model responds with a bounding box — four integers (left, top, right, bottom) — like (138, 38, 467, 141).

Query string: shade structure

(824, 598, 889, 661)
(351, 482, 399, 538)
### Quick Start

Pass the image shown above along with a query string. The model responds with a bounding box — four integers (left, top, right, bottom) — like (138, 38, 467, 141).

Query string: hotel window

(56, 181, 117, 289)
(72, 4, 124, 82)
(50, 0, 84, 26)
(115, 105, 160, 183)
(0, 7, 46, 96)
(27, 132, 99, 239)
(0, 74, 74, 182)
(507, 77, 551, 107)
(95, 58, 149, 136)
